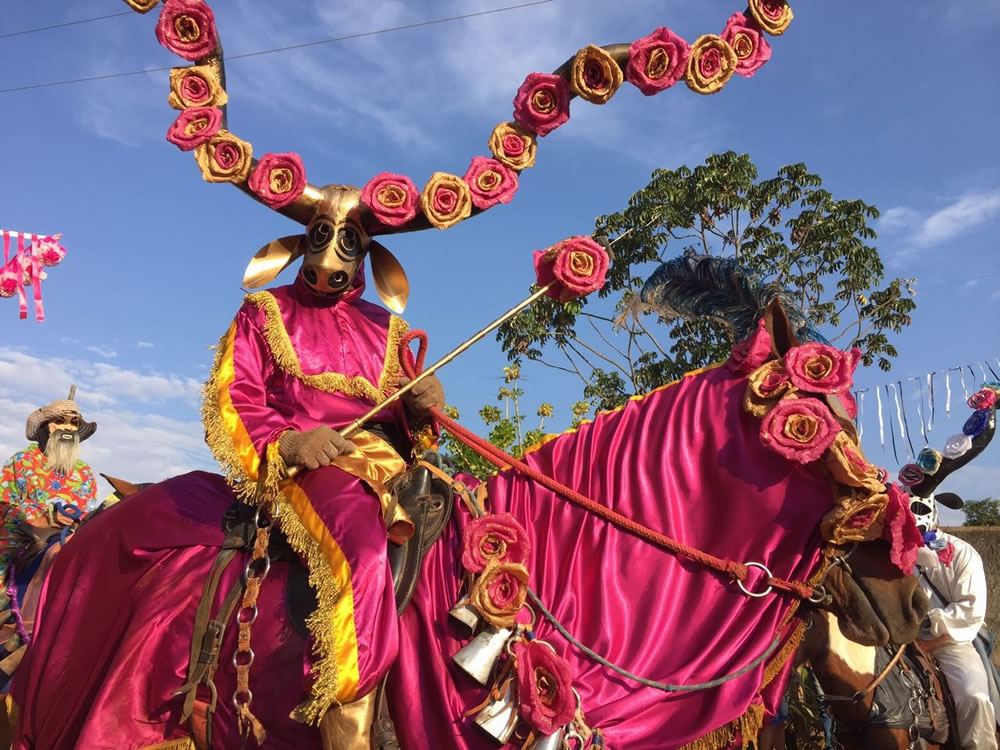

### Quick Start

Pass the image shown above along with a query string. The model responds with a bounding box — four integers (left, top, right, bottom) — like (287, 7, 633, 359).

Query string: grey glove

(278, 427, 357, 471)
(397, 374, 445, 421)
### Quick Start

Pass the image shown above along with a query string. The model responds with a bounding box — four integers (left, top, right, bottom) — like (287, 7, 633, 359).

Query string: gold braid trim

(138, 739, 196, 750)
(246, 291, 408, 402)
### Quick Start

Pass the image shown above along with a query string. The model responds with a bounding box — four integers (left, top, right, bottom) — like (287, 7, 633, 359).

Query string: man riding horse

(0, 389, 96, 691)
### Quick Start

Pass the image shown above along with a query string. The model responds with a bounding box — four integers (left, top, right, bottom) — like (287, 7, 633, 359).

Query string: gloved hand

(278, 427, 357, 471)
(397, 374, 445, 420)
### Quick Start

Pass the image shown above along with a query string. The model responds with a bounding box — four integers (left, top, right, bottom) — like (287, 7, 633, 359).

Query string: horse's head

(813, 540, 928, 648)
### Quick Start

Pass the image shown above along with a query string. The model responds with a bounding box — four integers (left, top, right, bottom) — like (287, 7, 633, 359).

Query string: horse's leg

(319, 690, 377, 749)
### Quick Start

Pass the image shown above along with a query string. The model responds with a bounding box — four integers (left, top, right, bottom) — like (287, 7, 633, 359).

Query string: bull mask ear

(243, 235, 304, 289)
(935, 492, 964, 510)
(100, 473, 141, 499)
(764, 298, 798, 356)
(368, 240, 409, 314)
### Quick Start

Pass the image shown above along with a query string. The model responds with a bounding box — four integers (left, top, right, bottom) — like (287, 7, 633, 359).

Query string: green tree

(963, 498, 1000, 527)
(497, 152, 916, 412)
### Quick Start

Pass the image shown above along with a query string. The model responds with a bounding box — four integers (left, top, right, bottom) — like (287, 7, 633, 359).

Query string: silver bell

(473, 678, 519, 744)
(452, 626, 511, 685)
(448, 598, 481, 633)
(524, 727, 565, 750)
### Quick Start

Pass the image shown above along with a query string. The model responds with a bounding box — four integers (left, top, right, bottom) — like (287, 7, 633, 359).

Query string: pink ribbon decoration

(1, 230, 65, 320)
(30, 234, 45, 322)
(16, 233, 27, 319)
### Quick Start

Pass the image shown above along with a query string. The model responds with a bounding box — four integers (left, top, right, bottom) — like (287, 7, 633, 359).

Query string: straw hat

(25, 385, 97, 443)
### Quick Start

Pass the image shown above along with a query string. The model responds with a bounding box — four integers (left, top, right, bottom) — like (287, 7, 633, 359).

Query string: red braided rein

(399, 330, 816, 601)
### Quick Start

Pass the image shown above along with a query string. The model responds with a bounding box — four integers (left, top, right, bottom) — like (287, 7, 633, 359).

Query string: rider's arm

(924, 542, 987, 643)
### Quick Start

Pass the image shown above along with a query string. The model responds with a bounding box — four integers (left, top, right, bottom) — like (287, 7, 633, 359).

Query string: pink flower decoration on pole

(156, 0, 218, 61)
(0, 267, 16, 298)
(512, 640, 577, 735)
(784, 343, 856, 394)
(759, 397, 841, 464)
(720, 13, 772, 78)
(883, 484, 923, 574)
(534, 236, 609, 303)
(462, 156, 519, 210)
(968, 389, 997, 410)
(248, 152, 308, 210)
(33, 236, 66, 267)
(727, 318, 772, 374)
(165, 106, 223, 151)
(625, 27, 691, 96)
(461, 512, 531, 573)
(897, 464, 925, 487)
(512, 73, 571, 137)
(361, 172, 420, 228)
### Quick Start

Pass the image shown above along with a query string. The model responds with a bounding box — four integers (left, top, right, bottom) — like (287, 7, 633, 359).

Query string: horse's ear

(764, 298, 799, 356)
(100, 473, 141, 499)
(935, 492, 964, 510)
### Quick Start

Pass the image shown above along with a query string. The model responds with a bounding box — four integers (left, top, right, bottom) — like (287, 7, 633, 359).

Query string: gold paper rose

(570, 45, 624, 105)
(820, 491, 888, 545)
(488, 122, 537, 171)
(123, 0, 160, 12)
(744, 359, 796, 417)
(470, 560, 530, 628)
(824, 432, 886, 493)
(168, 65, 227, 110)
(748, 0, 794, 36)
(419, 172, 472, 230)
(684, 35, 738, 95)
(194, 130, 253, 184)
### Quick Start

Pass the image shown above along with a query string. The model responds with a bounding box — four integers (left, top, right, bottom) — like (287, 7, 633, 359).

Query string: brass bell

(524, 727, 565, 750)
(452, 626, 511, 685)
(448, 598, 481, 633)
(473, 678, 519, 744)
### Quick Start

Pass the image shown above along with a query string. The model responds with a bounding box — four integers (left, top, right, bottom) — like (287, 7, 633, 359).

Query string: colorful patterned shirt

(0, 444, 96, 584)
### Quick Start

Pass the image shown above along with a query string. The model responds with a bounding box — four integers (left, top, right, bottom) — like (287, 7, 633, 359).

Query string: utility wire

(0, 1, 553, 95)
(0, 11, 134, 40)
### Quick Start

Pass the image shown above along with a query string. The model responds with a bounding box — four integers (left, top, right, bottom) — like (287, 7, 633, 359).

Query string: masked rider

(0, 391, 97, 690)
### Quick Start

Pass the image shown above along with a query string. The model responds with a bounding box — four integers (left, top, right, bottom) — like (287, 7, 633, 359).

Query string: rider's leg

(933, 641, 998, 750)
(319, 690, 377, 750)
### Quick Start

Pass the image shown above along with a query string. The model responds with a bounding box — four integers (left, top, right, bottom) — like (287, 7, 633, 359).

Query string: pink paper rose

(883, 484, 923, 574)
(0, 268, 16, 298)
(968, 389, 997, 410)
(512, 73, 571, 137)
(727, 318, 773, 374)
(625, 27, 691, 96)
(469, 560, 529, 628)
(897, 464, 925, 487)
(512, 639, 577, 735)
(155, 0, 217, 61)
(34, 236, 66, 267)
(784, 342, 855, 394)
(462, 156, 519, 210)
(248, 152, 307, 210)
(361, 172, 419, 228)
(165, 106, 222, 151)
(534, 236, 609, 303)
(461, 512, 531, 573)
(760, 397, 841, 464)
(720, 13, 772, 78)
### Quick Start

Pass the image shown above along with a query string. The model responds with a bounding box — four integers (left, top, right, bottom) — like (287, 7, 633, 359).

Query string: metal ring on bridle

(736, 561, 773, 598)
(808, 583, 832, 605)
(233, 688, 253, 709)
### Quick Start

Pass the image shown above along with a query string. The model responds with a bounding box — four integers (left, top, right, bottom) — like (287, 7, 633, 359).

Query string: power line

(0, 1, 553, 95)
(0, 11, 134, 40)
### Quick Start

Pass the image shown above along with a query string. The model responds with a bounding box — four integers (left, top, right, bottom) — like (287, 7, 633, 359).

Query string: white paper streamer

(876, 386, 885, 449)
(959, 367, 969, 400)
(858, 390, 866, 439)
(926, 372, 935, 433)
(911, 378, 927, 445)
(945, 371, 952, 417)
(889, 382, 910, 459)
(976, 362, 988, 383)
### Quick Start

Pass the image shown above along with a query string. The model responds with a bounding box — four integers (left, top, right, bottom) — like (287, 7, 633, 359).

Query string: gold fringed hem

(138, 739, 196, 750)
(246, 292, 409, 402)
(678, 700, 765, 750)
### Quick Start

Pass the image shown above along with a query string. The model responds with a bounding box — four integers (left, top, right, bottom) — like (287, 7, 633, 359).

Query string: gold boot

(319, 691, 377, 750)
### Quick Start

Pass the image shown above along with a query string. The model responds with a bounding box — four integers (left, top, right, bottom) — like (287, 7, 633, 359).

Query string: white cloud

(137, 341, 155, 348)
(878, 206, 920, 233)
(890, 192, 1000, 264)
(86, 345, 118, 359)
(963, 279, 980, 290)
(991, 289, 1000, 302)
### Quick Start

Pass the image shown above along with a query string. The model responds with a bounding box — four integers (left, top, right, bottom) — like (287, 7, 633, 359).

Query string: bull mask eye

(307, 220, 335, 252)
(337, 226, 362, 259)
(910, 501, 934, 517)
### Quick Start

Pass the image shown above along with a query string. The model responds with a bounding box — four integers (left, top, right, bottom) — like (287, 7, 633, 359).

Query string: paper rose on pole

(943, 433, 972, 459)
(760, 396, 841, 464)
(33, 236, 66, 267)
(570, 45, 624, 105)
(362, 172, 420, 227)
(248, 152, 307, 209)
(534, 236, 609, 303)
(463, 157, 519, 210)
(963, 409, 991, 437)
(625, 27, 691, 96)
(488, 122, 537, 171)
(469, 560, 529, 628)
(968, 389, 997, 410)
(165, 106, 223, 151)
(0, 268, 18, 298)
(512, 73, 571, 137)
(168, 65, 227, 110)
(462, 513, 531, 574)
(419, 172, 472, 230)
(684, 35, 738, 95)
(194, 131, 253, 184)
(747, 0, 794, 36)
(155, 0, 218, 61)
(512, 640, 577, 735)
(124, 0, 160, 12)
(897, 464, 925, 487)
(720, 13, 772, 77)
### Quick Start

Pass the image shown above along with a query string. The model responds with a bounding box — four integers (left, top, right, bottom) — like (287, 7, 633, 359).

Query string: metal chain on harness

(898, 655, 930, 750)
(232, 498, 276, 746)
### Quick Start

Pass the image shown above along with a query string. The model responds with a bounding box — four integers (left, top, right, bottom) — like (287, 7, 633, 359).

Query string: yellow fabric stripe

(215, 322, 262, 481)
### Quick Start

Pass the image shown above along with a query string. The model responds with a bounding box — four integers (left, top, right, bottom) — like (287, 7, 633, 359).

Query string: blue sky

(1, 1, 999, 523)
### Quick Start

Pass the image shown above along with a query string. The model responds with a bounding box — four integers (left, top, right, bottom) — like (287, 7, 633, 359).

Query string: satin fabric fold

(389, 365, 830, 749)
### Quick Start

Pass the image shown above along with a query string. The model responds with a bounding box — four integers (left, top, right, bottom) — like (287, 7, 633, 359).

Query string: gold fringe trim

(247, 291, 408, 403)
(678, 699, 765, 750)
(138, 739, 196, 750)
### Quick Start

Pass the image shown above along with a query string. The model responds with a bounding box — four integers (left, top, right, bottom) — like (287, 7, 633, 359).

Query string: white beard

(44, 431, 80, 476)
